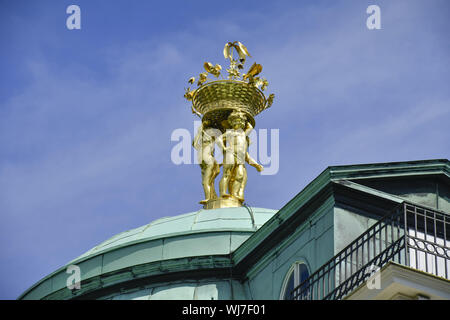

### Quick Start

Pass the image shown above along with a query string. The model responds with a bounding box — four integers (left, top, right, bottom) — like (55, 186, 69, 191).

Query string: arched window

(281, 262, 309, 300)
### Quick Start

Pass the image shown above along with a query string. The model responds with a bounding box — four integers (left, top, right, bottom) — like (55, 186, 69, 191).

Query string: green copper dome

(75, 206, 276, 261)
(19, 207, 277, 300)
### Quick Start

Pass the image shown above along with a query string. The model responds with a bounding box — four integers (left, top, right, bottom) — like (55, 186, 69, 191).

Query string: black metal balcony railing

(291, 202, 450, 300)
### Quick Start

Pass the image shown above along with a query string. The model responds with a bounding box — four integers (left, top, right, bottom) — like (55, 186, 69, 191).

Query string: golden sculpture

(184, 42, 275, 209)
(218, 110, 263, 202)
(192, 121, 221, 204)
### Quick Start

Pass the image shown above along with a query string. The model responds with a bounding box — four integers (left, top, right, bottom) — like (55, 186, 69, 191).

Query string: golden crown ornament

(184, 41, 274, 131)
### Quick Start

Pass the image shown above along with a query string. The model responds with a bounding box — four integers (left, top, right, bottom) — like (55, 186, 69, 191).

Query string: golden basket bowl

(192, 80, 267, 130)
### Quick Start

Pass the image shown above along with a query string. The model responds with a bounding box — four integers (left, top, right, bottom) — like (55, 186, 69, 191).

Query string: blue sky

(0, 0, 449, 299)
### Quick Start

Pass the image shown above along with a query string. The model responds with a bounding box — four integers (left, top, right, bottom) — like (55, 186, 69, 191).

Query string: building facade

(19, 159, 450, 300)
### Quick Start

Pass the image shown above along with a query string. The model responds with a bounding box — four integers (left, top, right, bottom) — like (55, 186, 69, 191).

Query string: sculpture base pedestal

(202, 197, 243, 209)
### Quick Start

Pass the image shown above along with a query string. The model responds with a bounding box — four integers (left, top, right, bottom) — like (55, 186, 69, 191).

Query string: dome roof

(20, 206, 277, 300)
(74, 206, 276, 262)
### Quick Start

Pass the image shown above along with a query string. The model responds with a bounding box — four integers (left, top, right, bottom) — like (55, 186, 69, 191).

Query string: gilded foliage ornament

(184, 41, 275, 120)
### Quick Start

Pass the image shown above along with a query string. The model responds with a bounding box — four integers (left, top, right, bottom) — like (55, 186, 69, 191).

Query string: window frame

(279, 261, 310, 300)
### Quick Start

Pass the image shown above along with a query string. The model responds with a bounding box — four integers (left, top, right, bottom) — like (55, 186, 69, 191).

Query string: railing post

(403, 202, 410, 267)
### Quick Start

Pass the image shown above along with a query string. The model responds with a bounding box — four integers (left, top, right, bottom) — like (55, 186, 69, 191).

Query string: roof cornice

(329, 159, 449, 181)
